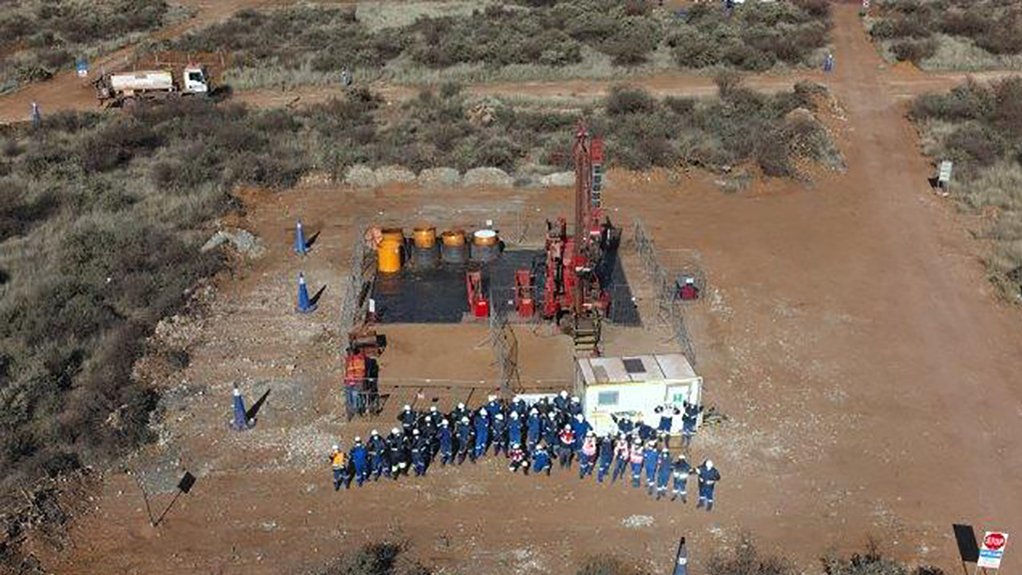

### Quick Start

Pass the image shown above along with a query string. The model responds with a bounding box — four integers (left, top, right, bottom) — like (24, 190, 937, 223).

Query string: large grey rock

(374, 165, 416, 185)
(202, 228, 264, 258)
(417, 167, 461, 187)
(344, 164, 377, 187)
(462, 167, 513, 188)
(539, 171, 575, 187)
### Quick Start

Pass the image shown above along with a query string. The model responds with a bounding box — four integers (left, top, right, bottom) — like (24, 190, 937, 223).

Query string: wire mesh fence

(339, 227, 375, 333)
(632, 218, 698, 366)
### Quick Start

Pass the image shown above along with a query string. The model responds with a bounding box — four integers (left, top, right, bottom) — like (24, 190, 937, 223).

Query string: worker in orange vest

(329, 443, 351, 491)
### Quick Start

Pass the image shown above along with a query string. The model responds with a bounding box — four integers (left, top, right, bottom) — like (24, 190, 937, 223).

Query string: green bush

(890, 38, 938, 64)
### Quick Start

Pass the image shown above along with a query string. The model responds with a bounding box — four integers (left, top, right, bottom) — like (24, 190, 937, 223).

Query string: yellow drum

(378, 239, 402, 273)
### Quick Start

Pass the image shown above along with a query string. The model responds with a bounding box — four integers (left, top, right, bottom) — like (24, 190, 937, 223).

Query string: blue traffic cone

(296, 272, 316, 313)
(294, 219, 307, 255)
(232, 387, 250, 431)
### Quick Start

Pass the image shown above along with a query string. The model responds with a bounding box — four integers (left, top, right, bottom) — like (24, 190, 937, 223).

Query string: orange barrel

(377, 238, 402, 273)
(441, 230, 468, 264)
(413, 226, 436, 249)
(470, 229, 500, 263)
(381, 228, 404, 244)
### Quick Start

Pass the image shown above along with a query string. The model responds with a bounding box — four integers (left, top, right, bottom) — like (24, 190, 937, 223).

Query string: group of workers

(328, 391, 721, 510)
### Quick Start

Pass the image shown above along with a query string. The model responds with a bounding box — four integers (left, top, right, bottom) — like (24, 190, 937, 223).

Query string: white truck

(93, 66, 211, 107)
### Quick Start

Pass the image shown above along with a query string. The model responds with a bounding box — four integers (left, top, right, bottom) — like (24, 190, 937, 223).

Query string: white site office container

(574, 353, 702, 436)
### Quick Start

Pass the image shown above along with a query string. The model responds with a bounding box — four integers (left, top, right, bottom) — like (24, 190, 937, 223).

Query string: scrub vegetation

(164, 1, 831, 90)
(910, 77, 1022, 298)
(0, 79, 839, 505)
(0, 0, 182, 93)
(866, 0, 1022, 70)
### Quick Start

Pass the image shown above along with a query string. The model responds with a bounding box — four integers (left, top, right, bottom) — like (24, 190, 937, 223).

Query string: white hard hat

(403, 404, 411, 411)
(488, 395, 496, 402)
(412, 429, 420, 435)
(371, 429, 379, 436)
(548, 412, 556, 418)
(586, 431, 594, 436)
(424, 416, 432, 422)
(458, 402, 465, 409)
(332, 444, 340, 451)
(530, 408, 538, 415)
(461, 417, 469, 424)
(355, 436, 362, 442)
(706, 460, 714, 469)
(685, 277, 694, 285)
(510, 411, 519, 419)
(564, 425, 571, 431)
(571, 396, 579, 402)
(480, 408, 487, 415)
(441, 419, 449, 426)
(496, 413, 504, 420)
(560, 390, 568, 397)
(575, 413, 583, 421)
(512, 443, 520, 448)
(430, 405, 438, 411)
(391, 427, 400, 435)
(661, 447, 669, 453)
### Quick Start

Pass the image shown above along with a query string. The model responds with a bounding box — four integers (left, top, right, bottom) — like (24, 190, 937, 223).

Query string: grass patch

(910, 77, 1022, 298)
(164, 1, 831, 91)
(0, 0, 187, 93)
(867, 0, 1022, 70)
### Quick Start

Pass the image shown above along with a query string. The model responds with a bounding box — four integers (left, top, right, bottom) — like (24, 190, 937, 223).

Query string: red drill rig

(542, 122, 618, 351)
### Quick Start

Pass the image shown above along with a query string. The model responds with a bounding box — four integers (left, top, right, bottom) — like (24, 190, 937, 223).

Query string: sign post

(937, 160, 953, 196)
(977, 532, 1008, 570)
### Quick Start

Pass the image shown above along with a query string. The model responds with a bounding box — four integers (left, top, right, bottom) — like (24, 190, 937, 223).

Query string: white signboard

(938, 160, 953, 184)
(978, 531, 1009, 569)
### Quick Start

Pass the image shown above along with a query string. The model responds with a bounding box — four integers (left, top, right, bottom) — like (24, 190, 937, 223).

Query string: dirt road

(9, 3, 1022, 575)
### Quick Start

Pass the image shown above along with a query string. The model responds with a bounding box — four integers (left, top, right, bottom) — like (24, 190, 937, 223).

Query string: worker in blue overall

(597, 433, 615, 483)
(568, 396, 583, 416)
(682, 401, 703, 449)
(543, 412, 559, 449)
(410, 429, 430, 476)
(386, 428, 407, 479)
(532, 444, 552, 476)
(611, 434, 630, 483)
(491, 413, 508, 457)
(554, 390, 569, 412)
(643, 441, 660, 495)
(656, 405, 680, 447)
(438, 419, 453, 466)
(696, 459, 721, 511)
(629, 439, 644, 488)
(368, 430, 387, 481)
(526, 408, 542, 453)
(398, 405, 416, 435)
(507, 411, 523, 448)
(473, 409, 489, 461)
(671, 454, 691, 503)
(654, 448, 672, 500)
(456, 416, 472, 465)
(350, 437, 369, 487)
(612, 413, 634, 435)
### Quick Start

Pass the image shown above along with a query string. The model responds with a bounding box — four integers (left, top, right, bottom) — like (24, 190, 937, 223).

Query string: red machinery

(466, 270, 489, 318)
(514, 269, 535, 318)
(541, 122, 617, 335)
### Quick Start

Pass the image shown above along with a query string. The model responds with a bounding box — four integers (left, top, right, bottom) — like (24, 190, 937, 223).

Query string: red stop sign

(985, 533, 1007, 551)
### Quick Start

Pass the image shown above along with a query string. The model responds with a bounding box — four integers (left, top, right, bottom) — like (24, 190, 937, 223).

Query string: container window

(597, 391, 619, 406)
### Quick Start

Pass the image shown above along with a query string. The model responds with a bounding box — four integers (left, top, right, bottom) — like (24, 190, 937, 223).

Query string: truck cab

(183, 66, 210, 95)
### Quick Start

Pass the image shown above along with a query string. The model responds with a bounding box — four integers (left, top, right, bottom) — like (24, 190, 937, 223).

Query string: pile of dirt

(462, 167, 513, 187)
